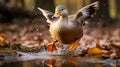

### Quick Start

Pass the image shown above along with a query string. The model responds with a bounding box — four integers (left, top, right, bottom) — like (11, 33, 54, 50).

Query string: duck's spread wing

(38, 7, 54, 23)
(75, 1, 99, 22)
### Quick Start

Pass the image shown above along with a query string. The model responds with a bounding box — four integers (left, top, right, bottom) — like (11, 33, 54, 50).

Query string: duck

(38, 1, 99, 52)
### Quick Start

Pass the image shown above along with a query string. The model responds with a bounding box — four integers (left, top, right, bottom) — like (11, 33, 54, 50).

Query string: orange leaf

(0, 33, 6, 42)
(0, 49, 5, 53)
(87, 47, 102, 56)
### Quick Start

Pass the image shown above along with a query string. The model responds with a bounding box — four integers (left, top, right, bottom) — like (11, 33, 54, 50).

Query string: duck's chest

(49, 20, 78, 39)
(49, 21, 69, 35)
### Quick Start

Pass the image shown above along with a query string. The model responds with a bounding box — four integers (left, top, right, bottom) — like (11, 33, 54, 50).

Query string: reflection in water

(0, 57, 120, 67)
(0, 62, 22, 67)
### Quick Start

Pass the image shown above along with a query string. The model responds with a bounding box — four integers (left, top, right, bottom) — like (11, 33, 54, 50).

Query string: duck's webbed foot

(69, 40, 79, 50)
(46, 40, 57, 52)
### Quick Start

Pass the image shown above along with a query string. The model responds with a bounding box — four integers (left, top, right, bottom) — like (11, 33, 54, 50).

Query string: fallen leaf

(87, 47, 102, 56)
(96, 41, 101, 49)
(0, 33, 6, 43)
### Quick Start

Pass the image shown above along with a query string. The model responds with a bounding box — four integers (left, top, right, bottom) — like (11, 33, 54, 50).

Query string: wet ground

(0, 51, 120, 67)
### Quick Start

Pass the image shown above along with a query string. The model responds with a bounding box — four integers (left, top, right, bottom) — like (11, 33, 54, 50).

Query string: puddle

(0, 52, 120, 67)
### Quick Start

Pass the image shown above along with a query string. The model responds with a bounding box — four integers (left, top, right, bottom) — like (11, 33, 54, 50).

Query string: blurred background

(0, 0, 119, 47)
(0, 0, 119, 25)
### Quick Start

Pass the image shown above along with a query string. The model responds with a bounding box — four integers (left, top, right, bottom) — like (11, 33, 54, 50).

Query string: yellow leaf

(87, 47, 102, 56)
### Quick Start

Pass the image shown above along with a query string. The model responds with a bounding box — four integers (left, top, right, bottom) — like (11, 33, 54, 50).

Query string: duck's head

(53, 5, 68, 18)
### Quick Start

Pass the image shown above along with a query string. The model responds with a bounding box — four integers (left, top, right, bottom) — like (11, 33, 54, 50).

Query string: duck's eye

(61, 9, 64, 11)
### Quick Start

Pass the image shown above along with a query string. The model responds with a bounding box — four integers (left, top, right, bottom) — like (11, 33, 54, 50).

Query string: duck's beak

(53, 11, 60, 17)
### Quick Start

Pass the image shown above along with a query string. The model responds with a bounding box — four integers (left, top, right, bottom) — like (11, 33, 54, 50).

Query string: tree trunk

(35, 0, 55, 12)
(15, 0, 25, 8)
(3, 0, 10, 3)
(116, 0, 120, 21)
(0, 2, 40, 22)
